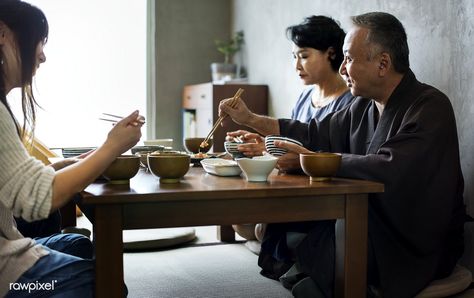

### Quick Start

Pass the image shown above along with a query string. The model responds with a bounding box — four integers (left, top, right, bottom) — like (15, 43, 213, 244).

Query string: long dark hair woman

(1, 1, 143, 296)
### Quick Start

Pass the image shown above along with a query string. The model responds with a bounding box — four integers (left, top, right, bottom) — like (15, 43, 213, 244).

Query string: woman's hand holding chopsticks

(218, 95, 253, 127)
(103, 110, 144, 156)
(219, 93, 281, 137)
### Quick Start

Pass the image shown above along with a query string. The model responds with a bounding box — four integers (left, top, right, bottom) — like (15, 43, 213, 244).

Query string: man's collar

(384, 69, 417, 110)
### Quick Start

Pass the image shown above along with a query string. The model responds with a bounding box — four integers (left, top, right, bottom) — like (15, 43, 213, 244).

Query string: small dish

(131, 145, 164, 155)
(61, 147, 96, 158)
(190, 152, 224, 166)
(200, 158, 242, 176)
(144, 139, 174, 148)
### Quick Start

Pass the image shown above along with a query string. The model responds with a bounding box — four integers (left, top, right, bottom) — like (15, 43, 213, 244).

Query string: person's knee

(43, 233, 93, 259)
(67, 234, 93, 259)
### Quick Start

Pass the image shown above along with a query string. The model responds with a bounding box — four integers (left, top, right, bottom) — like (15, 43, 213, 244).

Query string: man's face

(339, 27, 381, 98)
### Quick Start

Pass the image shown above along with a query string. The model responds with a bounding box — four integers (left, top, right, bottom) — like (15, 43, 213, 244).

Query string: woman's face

(1, 27, 21, 89)
(292, 44, 334, 85)
(33, 41, 46, 76)
(1, 27, 46, 91)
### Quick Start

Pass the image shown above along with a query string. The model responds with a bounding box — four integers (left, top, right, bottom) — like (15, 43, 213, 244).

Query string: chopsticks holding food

(99, 113, 146, 125)
(200, 88, 244, 149)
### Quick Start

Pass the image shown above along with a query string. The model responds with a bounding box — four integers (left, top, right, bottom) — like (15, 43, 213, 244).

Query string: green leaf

(214, 31, 245, 63)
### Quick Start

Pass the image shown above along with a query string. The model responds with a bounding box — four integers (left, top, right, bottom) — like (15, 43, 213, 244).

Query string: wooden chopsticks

(99, 113, 122, 123)
(99, 113, 145, 124)
(200, 88, 244, 148)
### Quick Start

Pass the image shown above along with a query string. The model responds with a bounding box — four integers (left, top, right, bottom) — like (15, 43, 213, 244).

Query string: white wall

(9, 0, 147, 148)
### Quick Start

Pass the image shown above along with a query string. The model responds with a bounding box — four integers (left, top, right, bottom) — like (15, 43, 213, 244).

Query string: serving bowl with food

(200, 158, 242, 176)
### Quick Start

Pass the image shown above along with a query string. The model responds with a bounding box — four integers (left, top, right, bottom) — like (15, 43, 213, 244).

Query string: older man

(219, 12, 465, 298)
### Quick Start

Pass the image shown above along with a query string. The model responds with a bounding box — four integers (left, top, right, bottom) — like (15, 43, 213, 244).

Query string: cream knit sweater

(0, 103, 55, 296)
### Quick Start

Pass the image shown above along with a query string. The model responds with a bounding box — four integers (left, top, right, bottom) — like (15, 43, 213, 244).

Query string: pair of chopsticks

(233, 136, 244, 143)
(99, 113, 145, 124)
(200, 88, 244, 148)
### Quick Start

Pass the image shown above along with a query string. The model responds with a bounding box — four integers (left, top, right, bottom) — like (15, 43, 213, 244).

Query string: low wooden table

(78, 167, 383, 297)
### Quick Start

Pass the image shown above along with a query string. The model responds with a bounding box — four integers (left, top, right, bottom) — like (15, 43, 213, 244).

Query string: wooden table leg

(94, 205, 123, 298)
(217, 225, 235, 242)
(335, 194, 368, 298)
(59, 199, 77, 229)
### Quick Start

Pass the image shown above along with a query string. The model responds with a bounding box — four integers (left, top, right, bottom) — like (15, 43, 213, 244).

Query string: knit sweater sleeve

(0, 104, 54, 222)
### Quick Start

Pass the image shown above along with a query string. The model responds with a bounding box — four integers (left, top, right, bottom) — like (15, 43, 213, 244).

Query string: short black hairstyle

(286, 15, 346, 72)
(351, 12, 409, 73)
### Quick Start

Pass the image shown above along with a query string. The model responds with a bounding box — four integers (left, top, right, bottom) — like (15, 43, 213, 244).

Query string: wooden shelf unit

(182, 83, 268, 152)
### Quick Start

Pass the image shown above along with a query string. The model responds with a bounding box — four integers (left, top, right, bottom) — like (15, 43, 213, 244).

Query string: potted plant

(211, 30, 244, 82)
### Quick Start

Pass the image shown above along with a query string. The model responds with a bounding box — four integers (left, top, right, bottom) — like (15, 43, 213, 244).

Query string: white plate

(200, 158, 242, 176)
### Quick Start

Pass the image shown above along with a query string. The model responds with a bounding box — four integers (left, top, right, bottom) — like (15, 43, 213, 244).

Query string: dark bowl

(102, 155, 140, 184)
(183, 137, 213, 154)
(147, 153, 191, 183)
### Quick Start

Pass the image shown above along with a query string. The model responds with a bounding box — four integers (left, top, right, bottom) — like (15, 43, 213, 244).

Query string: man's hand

(226, 130, 265, 157)
(274, 140, 312, 172)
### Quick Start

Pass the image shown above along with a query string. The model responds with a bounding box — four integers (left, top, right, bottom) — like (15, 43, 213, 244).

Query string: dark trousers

(15, 210, 62, 238)
(258, 220, 335, 295)
(258, 220, 379, 298)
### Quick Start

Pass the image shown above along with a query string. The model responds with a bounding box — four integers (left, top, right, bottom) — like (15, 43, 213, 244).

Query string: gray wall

(231, 0, 474, 270)
(152, 0, 231, 149)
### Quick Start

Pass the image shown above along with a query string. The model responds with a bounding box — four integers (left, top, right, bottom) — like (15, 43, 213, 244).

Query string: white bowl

(236, 155, 278, 182)
(144, 139, 173, 149)
(200, 158, 242, 176)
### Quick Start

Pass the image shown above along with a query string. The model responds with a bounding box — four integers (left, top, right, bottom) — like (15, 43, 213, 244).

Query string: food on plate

(193, 152, 208, 158)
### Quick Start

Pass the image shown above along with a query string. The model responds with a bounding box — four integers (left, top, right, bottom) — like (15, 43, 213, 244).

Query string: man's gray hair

(351, 12, 409, 73)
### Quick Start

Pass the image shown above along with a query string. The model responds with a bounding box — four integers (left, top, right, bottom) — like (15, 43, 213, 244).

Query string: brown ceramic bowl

(102, 155, 140, 184)
(147, 153, 191, 183)
(183, 137, 213, 154)
(300, 152, 342, 182)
